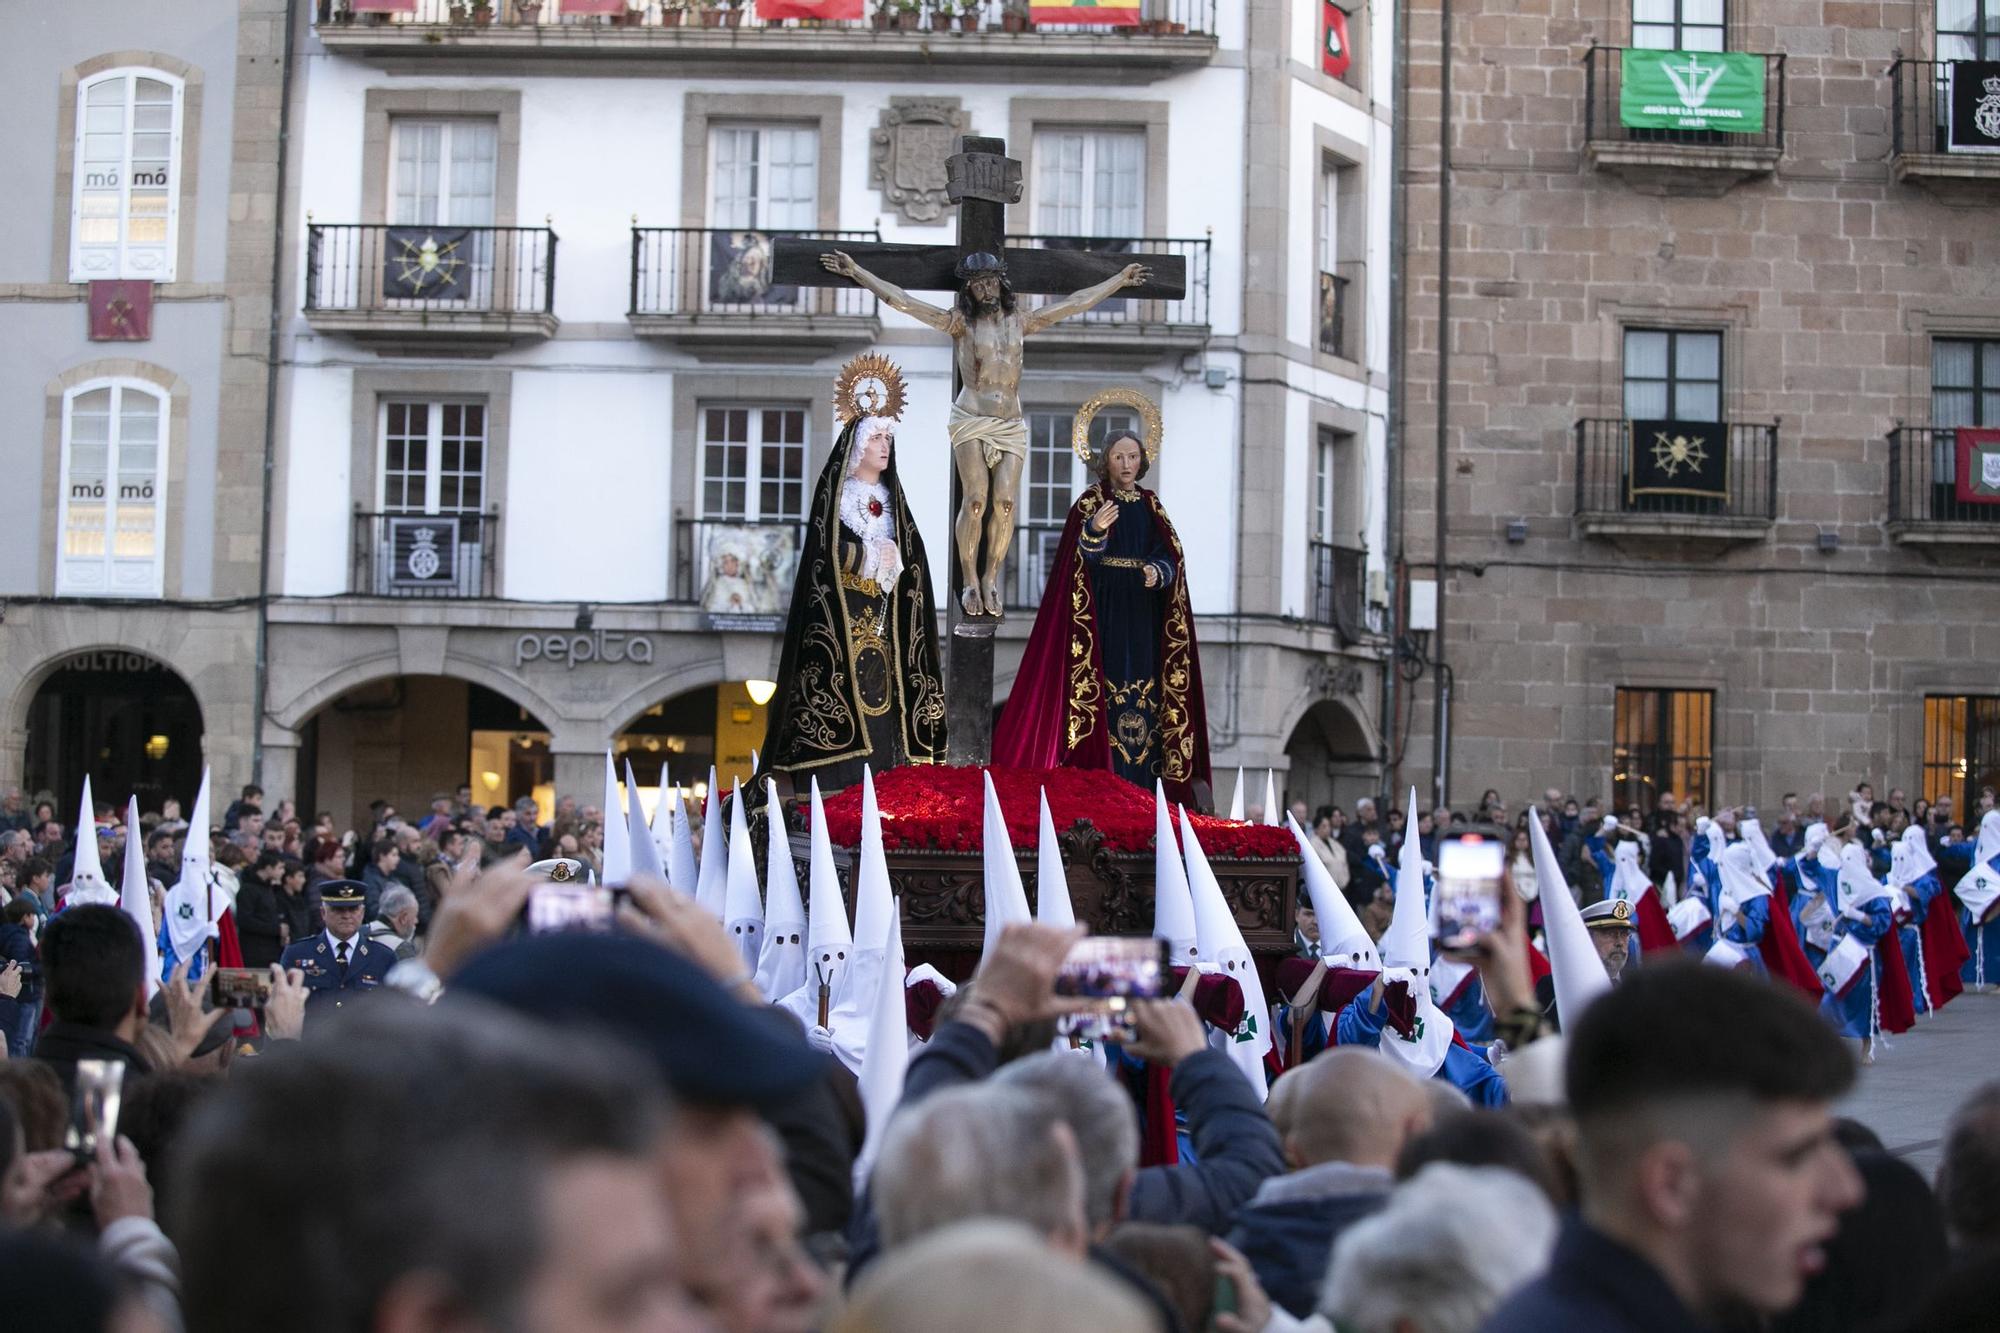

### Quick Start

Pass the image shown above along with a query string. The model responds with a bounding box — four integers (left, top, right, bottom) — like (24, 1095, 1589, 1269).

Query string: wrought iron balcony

(1317, 262, 1366, 364)
(1308, 541, 1367, 643)
(1889, 59, 2000, 194)
(1002, 523, 1067, 609)
(1573, 418, 1777, 543)
(1887, 427, 2000, 546)
(672, 518, 807, 618)
(1581, 47, 1785, 192)
(312, 0, 1219, 78)
(630, 227, 880, 351)
(305, 223, 559, 346)
(1002, 234, 1211, 354)
(353, 509, 498, 598)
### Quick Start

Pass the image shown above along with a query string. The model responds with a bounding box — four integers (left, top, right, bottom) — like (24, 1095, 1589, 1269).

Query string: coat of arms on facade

(869, 98, 972, 225)
(1977, 74, 2000, 141)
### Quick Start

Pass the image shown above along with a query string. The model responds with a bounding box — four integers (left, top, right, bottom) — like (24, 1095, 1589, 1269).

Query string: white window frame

(1313, 431, 1338, 542)
(69, 67, 185, 283)
(696, 404, 810, 523)
(706, 124, 820, 231)
(1317, 160, 1341, 274)
(56, 378, 169, 598)
(377, 399, 488, 516)
(388, 118, 499, 227)
(1031, 128, 1147, 238)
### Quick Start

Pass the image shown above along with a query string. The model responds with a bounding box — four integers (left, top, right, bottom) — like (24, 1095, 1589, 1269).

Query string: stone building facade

(1396, 0, 2000, 815)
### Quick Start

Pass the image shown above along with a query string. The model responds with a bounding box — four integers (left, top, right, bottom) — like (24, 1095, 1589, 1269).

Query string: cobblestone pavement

(1837, 986, 2000, 1180)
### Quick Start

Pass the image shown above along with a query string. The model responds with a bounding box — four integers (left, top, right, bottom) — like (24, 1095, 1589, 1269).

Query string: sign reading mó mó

(515, 630, 656, 669)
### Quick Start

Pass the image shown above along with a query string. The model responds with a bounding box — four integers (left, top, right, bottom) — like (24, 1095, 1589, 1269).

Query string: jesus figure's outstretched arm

(1022, 262, 1154, 335)
(820, 250, 960, 335)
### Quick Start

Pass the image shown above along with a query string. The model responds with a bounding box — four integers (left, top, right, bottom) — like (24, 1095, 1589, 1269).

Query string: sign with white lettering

(514, 630, 658, 670)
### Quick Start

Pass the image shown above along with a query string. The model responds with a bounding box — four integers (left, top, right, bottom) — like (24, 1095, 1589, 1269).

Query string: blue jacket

(1481, 1218, 1709, 1332)
(1224, 1173, 1388, 1318)
(279, 932, 397, 1019)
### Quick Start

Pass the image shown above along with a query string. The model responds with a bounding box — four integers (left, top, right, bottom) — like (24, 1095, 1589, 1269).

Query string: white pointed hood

(1608, 840, 1652, 905)
(625, 760, 668, 884)
(1152, 780, 1199, 966)
(1836, 842, 1887, 915)
(65, 775, 114, 906)
(117, 797, 161, 1000)
(980, 772, 1034, 966)
(601, 752, 631, 886)
(1035, 788, 1076, 928)
(1889, 823, 1937, 890)
(1182, 806, 1272, 1098)
(1229, 767, 1247, 822)
(853, 910, 910, 1190)
(724, 787, 766, 972)
(667, 783, 699, 897)
(1377, 788, 1453, 1079)
(1263, 770, 1281, 827)
(1287, 812, 1378, 968)
(1719, 841, 1773, 905)
(694, 767, 728, 921)
(1529, 805, 1612, 1028)
(1739, 817, 1779, 880)
(1977, 809, 2000, 865)
(775, 778, 855, 1037)
(163, 768, 225, 970)
(852, 766, 895, 955)
(755, 777, 808, 1002)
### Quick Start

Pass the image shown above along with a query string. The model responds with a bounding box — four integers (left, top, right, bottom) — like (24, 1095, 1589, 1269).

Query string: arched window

(70, 67, 184, 282)
(58, 379, 169, 597)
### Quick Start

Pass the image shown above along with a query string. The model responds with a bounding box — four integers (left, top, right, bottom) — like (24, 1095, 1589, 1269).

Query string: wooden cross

(772, 134, 1188, 764)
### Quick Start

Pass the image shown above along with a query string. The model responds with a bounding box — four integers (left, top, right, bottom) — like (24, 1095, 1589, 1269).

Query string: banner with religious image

(1627, 420, 1729, 503)
(383, 227, 472, 301)
(1619, 49, 1765, 133)
(708, 231, 797, 308)
(698, 523, 799, 628)
(1955, 427, 2000, 504)
(1322, 1, 1352, 80)
(1947, 62, 2000, 155)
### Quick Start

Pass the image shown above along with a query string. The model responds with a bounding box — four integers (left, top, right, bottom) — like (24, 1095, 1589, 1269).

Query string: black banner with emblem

(1949, 61, 2000, 154)
(383, 226, 472, 301)
(385, 514, 461, 589)
(1628, 419, 1729, 506)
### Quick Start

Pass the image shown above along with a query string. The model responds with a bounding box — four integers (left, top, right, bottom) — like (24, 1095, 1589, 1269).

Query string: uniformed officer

(1580, 897, 1636, 984)
(278, 878, 397, 1023)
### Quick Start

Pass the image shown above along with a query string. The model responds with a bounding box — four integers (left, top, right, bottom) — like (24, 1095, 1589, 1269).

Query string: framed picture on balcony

(1626, 419, 1728, 504)
(1947, 62, 2000, 155)
(708, 231, 798, 308)
(385, 515, 462, 589)
(698, 523, 799, 625)
(383, 226, 472, 301)
(1955, 428, 2000, 503)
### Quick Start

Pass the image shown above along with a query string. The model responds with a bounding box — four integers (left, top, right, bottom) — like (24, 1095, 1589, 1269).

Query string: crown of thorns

(954, 251, 1008, 280)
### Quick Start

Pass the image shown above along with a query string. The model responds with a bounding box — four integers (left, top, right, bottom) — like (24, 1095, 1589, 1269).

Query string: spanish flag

(1030, 0, 1143, 24)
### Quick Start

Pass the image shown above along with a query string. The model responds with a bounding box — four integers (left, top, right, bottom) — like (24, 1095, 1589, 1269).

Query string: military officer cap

(1581, 898, 1635, 932)
(318, 879, 368, 908)
(526, 857, 594, 885)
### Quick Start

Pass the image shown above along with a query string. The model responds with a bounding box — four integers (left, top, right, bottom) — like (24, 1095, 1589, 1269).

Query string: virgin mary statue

(760, 356, 946, 790)
(994, 389, 1212, 806)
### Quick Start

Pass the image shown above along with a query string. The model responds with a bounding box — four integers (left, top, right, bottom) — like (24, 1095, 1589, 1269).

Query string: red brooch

(867, 498, 884, 517)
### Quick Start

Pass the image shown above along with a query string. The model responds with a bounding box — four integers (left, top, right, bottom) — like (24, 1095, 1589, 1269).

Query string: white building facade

(263, 0, 1395, 826)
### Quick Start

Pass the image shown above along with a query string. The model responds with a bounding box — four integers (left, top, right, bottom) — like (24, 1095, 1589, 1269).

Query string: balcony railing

(1888, 427, 2000, 532)
(1890, 59, 2000, 183)
(1574, 418, 1778, 525)
(307, 224, 557, 318)
(1003, 234, 1211, 337)
(1582, 47, 1786, 177)
(353, 510, 497, 598)
(1309, 541, 1366, 643)
(631, 227, 879, 323)
(672, 518, 807, 614)
(1003, 523, 1067, 609)
(320, 0, 1217, 36)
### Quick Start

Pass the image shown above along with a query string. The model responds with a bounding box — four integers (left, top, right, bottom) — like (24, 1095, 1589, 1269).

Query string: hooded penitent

(1528, 810, 1613, 1028)
(980, 771, 1034, 967)
(695, 767, 728, 922)
(853, 910, 909, 1190)
(1182, 806, 1272, 1099)
(1035, 788, 1076, 929)
(64, 776, 114, 907)
(625, 760, 668, 885)
(755, 777, 808, 1003)
(601, 752, 632, 887)
(161, 768, 228, 978)
(117, 796, 161, 1001)
(724, 787, 767, 974)
(1152, 780, 1199, 967)
(667, 783, 699, 897)
(775, 778, 855, 1057)
(1377, 788, 1454, 1079)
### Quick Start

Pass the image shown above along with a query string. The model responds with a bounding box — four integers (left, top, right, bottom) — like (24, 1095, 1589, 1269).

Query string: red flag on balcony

(1322, 2, 1351, 79)
(352, 0, 418, 11)
(1956, 427, 2000, 504)
(1030, 0, 1142, 24)
(561, 0, 628, 12)
(88, 281, 153, 341)
(757, 0, 862, 16)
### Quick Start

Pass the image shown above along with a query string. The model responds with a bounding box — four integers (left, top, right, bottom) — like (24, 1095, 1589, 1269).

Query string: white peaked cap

(601, 752, 631, 886)
(67, 775, 113, 904)
(980, 772, 1034, 966)
(1529, 802, 1612, 1027)
(852, 766, 896, 952)
(1264, 770, 1281, 827)
(755, 778, 808, 1002)
(1229, 767, 1247, 822)
(695, 767, 728, 921)
(1035, 788, 1076, 928)
(1152, 780, 1199, 964)
(1287, 813, 1378, 967)
(805, 778, 852, 956)
(853, 910, 910, 1190)
(1380, 789, 1431, 971)
(625, 760, 667, 883)
(724, 786, 766, 971)
(117, 797, 161, 999)
(1181, 805, 1272, 1098)
(667, 784, 698, 897)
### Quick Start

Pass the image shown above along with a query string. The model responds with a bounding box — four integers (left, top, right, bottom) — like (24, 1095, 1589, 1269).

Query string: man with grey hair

(1323, 1163, 1558, 1333)
(367, 884, 422, 960)
(871, 1082, 1088, 1257)
(994, 1051, 1140, 1240)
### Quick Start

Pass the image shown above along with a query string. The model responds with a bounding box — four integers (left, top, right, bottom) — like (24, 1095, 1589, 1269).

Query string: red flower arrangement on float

(817, 765, 1299, 859)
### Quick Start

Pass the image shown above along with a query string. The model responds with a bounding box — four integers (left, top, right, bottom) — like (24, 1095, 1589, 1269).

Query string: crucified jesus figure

(820, 248, 1152, 618)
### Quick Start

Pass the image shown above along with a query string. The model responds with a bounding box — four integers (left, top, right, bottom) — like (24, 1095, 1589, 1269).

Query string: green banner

(1619, 49, 1765, 133)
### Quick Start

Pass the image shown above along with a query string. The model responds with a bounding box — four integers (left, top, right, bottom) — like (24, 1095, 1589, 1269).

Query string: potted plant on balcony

(657, 0, 687, 23)
(996, 1, 1028, 32)
(514, 0, 542, 22)
(890, 0, 923, 29)
(957, 0, 982, 30)
(448, 0, 472, 22)
(471, 0, 496, 23)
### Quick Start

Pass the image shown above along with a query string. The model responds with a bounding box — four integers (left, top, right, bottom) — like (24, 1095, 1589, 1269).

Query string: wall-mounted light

(1505, 519, 1528, 545)
(745, 678, 778, 706)
(480, 770, 502, 791)
(1817, 530, 1839, 554)
(574, 603, 594, 631)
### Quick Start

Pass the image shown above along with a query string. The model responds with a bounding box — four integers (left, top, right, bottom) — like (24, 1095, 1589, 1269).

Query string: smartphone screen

(1435, 834, 1504, 951)
(525, 884, 617, 934)
(1055, 936, 1170, 1043)
(65, 1058, 125, 1162)
(210, 967, 274, 1009)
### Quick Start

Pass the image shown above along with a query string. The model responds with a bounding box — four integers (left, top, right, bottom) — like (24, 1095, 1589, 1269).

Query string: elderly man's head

(1283, 1049, 1433, 1171)
(994, 1051, 1141, 1239)
(837, 1221, 1153, 1333)
(379, 885, 419, 937)
(873, 1083, 1088, 1257)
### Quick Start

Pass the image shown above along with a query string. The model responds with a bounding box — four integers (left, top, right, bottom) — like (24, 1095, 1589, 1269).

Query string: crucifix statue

(772, 134, 1187, 761)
